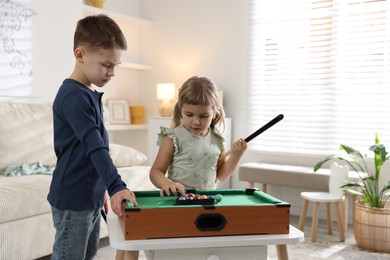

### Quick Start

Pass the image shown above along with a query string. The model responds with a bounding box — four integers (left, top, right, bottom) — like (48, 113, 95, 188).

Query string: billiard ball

(215, 194, 223, 202)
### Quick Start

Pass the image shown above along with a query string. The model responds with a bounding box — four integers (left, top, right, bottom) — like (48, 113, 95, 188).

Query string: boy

(47, 14, 137, 259)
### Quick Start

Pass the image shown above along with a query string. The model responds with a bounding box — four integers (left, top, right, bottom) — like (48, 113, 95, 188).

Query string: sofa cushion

(0, 166, 155, 224)
(0, 102, 56, 173)
(0, 175, 52, 224)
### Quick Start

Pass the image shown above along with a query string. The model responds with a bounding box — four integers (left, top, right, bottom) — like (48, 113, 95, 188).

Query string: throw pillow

(109, 143, 147, 167)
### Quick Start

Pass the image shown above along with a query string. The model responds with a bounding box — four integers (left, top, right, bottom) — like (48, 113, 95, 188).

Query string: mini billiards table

(120, 188, 290, 240)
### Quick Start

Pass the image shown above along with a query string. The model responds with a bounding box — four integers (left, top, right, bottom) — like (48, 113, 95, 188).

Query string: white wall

(31, 1, 81, 103)
(138, 0, 248, 129)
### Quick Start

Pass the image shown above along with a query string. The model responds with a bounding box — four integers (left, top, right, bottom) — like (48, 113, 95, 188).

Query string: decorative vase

(129, 106, 144, 124)
(354, 200, 390, 253)
(88, 0, 106, 8)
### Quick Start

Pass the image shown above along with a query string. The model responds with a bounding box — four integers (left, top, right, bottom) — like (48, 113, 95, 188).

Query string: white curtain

(246, 0, 390, 156)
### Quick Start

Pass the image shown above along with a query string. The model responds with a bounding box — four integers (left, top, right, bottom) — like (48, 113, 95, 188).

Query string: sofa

(0, 101, 155, 260)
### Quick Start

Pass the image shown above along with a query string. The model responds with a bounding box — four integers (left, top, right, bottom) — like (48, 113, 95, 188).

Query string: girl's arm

(217, 138, 247, 181)
(149, 136, 186, 196)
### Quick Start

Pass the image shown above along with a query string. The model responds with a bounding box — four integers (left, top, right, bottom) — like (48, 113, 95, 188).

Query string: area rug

(93, 237, 390, 260)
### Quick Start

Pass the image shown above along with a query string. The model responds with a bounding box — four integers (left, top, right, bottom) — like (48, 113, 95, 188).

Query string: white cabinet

(147, 116, 172, 166)
(147, 116, 232, 188)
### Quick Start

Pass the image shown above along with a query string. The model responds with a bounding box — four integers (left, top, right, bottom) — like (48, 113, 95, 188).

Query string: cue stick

(101, 209, 107, 223)
(219, 114, 284, 161)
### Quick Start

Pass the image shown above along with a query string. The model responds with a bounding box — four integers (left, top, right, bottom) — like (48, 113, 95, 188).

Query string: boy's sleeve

(89, 150, 127, 195)
(62, 92, 127, 196)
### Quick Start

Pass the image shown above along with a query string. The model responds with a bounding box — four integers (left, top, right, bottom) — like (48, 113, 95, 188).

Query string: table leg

(311, 202, 320, 242)
(335, 201, 345, 242)
(276, 244, 288, 260)
(115, 249, 139, 260)
(247, 181, 267, 192)
(262, 183, 267, 193)
(326, 202, 333, 234)
(298, 199, 308, 231)
(343, 195, 348, 231)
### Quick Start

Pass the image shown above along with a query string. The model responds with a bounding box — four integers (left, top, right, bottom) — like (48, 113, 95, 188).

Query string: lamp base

(159, 101, 173, 117)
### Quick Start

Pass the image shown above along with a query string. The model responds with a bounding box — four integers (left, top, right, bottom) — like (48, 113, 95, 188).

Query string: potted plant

(314, 133, 390, 252)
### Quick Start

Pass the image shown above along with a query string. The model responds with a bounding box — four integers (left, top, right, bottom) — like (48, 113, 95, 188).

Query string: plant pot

(354, 200, 390, 253)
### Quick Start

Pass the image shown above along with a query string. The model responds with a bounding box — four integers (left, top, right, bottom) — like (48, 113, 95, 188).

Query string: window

(246, 0, 390, 156)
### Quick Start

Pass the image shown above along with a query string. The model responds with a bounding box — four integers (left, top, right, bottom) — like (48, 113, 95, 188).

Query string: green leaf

(381, 182, 390, 193)
(341, 182, 364, 189)
(313, 155, 337, 172)
(340, 144, 365, 160)
(313, 133, 389, 208)
(362, 176, 375, 182)
(344, 189, 363, 196)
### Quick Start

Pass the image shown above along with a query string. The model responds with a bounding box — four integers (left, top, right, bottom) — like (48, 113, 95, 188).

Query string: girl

(150, 76, 247, 196)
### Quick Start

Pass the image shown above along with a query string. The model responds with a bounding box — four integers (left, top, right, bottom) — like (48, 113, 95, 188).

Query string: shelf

(106, 124, 147, 131)
(82, 4, 153, 27)
(82, 2, 152, 134)
(120, 62, 152, 71)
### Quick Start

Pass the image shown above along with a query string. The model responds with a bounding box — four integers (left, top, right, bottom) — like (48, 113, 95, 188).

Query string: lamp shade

(156, 83, 175, 117)
(157, 83, 175, 101)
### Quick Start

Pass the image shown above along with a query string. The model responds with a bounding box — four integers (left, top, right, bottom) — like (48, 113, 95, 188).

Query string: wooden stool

(298, 162, 348, 242)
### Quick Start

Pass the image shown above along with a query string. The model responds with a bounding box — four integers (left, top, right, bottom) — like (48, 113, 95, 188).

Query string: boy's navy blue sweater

(48, 79, 127, 210)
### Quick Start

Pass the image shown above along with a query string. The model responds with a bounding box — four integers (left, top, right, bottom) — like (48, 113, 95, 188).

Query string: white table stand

(107, 213, 304, 260)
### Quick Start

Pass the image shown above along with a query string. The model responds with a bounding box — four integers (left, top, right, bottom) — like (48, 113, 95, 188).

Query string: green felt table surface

(125, 189, 283, 209)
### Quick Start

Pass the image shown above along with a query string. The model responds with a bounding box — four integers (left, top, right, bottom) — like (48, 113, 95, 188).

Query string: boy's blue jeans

(51, 206, 101, 260)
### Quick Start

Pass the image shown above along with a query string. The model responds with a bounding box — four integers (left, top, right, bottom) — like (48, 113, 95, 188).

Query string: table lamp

(157, 83, 175, 117)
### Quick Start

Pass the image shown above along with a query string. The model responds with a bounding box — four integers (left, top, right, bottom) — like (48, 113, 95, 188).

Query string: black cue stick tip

(244, 114, 284, 143)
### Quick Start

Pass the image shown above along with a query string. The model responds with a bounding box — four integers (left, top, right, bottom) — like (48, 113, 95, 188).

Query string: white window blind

(246, 0, 390, 156)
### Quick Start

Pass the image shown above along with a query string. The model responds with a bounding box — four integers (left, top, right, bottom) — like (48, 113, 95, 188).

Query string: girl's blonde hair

(172, 76, 225, 130)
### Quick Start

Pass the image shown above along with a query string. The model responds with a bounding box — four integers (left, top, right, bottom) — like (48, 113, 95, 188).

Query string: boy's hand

(110, 189, 137, 218)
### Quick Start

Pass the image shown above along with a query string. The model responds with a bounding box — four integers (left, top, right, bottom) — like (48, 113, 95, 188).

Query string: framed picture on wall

(107, 99, 130, 124)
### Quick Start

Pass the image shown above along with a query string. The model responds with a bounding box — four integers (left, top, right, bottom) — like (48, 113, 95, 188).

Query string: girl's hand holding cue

(218, 138, 247, 165)
(217, 138, 248, 180)
(231, 138, 247, 156)
(218, 114, 284, 163)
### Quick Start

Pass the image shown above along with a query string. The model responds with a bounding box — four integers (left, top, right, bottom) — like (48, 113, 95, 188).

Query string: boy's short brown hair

(73, 14, 127, 52)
